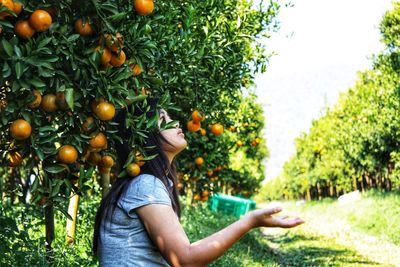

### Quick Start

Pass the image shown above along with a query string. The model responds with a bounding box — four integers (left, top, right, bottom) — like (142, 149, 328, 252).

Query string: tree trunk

(316, 183, 321, 200)
(387, 178, 392, 191)
(66, 190, 80, 245)
(329, 183, 334, 197)
(360, 175, 365, 192)
(101, 170, 111, 198)
(44, 203, 55, 262)
(352, 176, 357, 191)
(10, 168, 17, 204)
(306, 187, 311, 201)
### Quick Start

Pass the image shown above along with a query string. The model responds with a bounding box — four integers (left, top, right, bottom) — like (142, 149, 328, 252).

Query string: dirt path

(258, 202, 400, 267)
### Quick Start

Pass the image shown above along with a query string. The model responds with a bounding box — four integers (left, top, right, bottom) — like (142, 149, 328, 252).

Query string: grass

(281, 189, 400, 245)
(1, 197, 278, 267)
(262, 229, 379, 267)
(1, 190, 396, 266)
(181, 202, 279, 267)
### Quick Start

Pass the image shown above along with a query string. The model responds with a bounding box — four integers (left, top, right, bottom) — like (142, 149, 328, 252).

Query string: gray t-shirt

(98, 174, 173, 266)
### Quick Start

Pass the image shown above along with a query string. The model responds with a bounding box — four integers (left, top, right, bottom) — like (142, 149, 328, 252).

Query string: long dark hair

(92, 103, 181, 257)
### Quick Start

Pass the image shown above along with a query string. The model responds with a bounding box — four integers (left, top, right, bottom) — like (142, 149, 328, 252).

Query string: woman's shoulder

(125, 174, 169, 195)
(130, 173, 163, 187)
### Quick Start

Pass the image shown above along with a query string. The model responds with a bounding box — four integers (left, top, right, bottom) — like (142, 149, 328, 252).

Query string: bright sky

(255, 0, 394, 181)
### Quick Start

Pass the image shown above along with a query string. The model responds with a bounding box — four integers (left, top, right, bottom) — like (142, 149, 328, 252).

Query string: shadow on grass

(262, 232, 382, 267)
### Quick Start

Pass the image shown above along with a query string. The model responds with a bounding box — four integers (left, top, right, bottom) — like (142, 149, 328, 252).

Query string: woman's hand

(246, 207, 305, 229)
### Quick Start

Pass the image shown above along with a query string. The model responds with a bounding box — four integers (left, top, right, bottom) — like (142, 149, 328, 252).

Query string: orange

(236, 140, 243, 147)
(191, 110, 204, 123)
(102, 33, 124, 52)
(94, 46, 111, 65)
(202, 190, 209, 197)
(201, 195, 209, 202)
(110, 50, 126, 67)
(200, 128, 206, 136)
(211, 123, 224, 136)
(55, 92, 69, 110)
(187, 120, 200, 132)
(95, 102, 115, 121)
(0, 99, 7, 110)
(74, 19, 93, 36)
(81, 116, 95, 132)
(130, 64, 142, 76)
(0, 0, 14, 20)
(126, 163, 140, 177)
(28, 89, 42, 108)
(10, 119, 31, 140)
(14, 20, 35, 39)
(13, 2, 23, 15)
(98, 165, 111, 174)
(90, 97, 105, 113)
(100, 155, 114, 168)
(29, 10, 52, 32)
(214, 165, 222, 172)
(58, 145, 78, 164)
(135, 151, 145, 167)
(87, 152, 101, 165)
(89, 132, 107, 148)
(7, 151, 23, 167)
(193, 194, 201, 201)
(38, 196, 48, 206)
(206, 170, 213, 177)
(194, 156, 204, 166)
(134, 0, 154, 16)
(41, 94, 57, 112)
(177, 182, 183, 190)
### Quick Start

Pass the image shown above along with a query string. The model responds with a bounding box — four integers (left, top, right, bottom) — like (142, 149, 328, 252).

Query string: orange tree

(178, 93, 269, 202)
(0, 0, 279, 258)
(258, 2, 400, 201)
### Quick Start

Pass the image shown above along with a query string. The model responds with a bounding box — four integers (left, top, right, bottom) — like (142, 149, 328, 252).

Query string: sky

(255, 0, 394, 181)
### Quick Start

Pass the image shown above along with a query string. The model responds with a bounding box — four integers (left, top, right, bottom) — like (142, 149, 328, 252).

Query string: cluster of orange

(187, 110, 225, 137)
(193, 189, 209, 202)
(9, 3, 53, 39)
(6, 96, 117, 167)
(2, 0, 156, 178)
(187, 110, 205, 133)
(73, 0, 154, 71)
(236, 137, 261, 147)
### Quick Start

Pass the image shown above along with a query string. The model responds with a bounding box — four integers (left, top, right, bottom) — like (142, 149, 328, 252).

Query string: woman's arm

(136, 204, 304, 267)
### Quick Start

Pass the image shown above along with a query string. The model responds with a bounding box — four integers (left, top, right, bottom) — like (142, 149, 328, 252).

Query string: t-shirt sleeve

(119, 174, 172, 218)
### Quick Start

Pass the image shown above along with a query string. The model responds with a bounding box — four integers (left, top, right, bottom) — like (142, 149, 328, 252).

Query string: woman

(93, 102, 305, 266)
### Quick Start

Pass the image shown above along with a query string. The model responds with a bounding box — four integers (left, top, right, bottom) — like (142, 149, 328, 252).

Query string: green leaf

(67, 34, 81, 42)
(126, 94, 147, 103)
(15, 62, 23, 79)
(57, 207, 73, 220)
(118, 170, 127, 178)
(29, 78, 46, 88)
(44, 164, 66, 174)
(66, 88, 74, 110)
(34, 148, 45, 161)
(1, 39, 13, 57)
(50, 179, 64, 197)
(147, 77, 164, 86)
(2, 62, 11, 78)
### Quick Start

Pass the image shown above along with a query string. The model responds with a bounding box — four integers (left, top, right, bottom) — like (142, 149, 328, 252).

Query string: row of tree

(259, 2, 400, 201)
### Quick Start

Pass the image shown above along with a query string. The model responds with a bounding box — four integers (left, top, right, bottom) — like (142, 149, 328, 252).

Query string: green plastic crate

(209, 193, 256, 218)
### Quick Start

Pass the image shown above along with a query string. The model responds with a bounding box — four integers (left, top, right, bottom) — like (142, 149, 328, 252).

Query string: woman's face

(159, 109, 187, 154)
